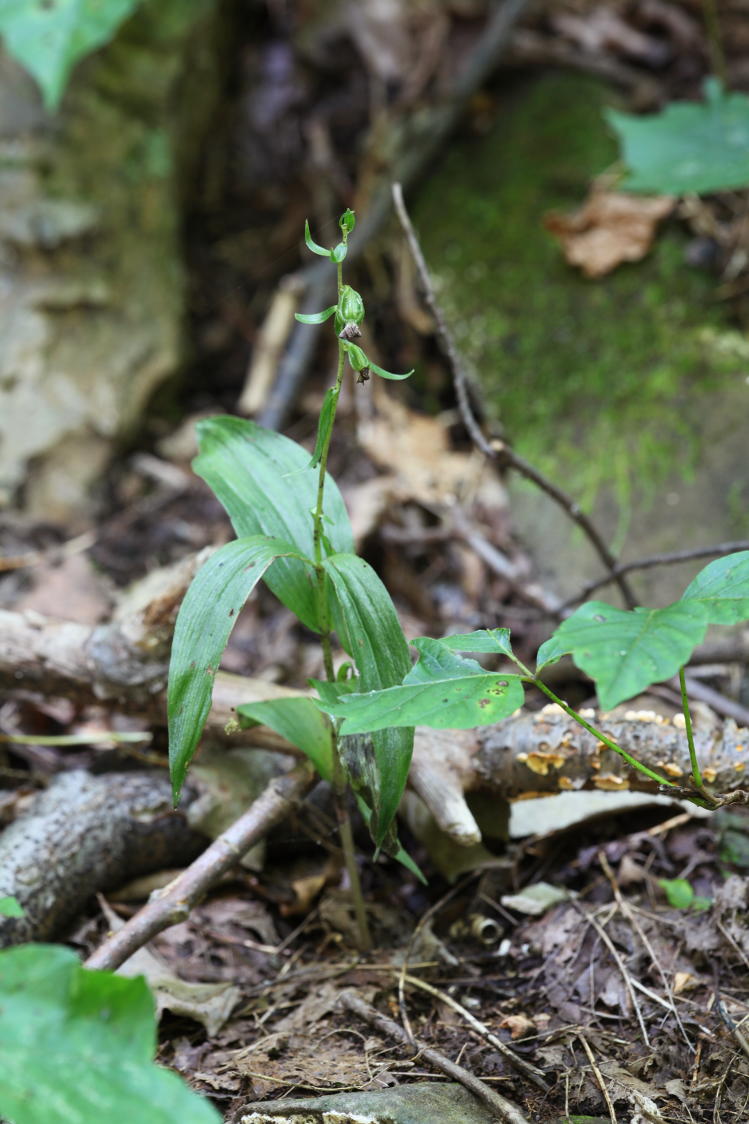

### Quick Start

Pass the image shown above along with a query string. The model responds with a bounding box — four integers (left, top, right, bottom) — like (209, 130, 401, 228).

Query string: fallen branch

(85, 763, 314, 972)
(0, 770, 203, 948)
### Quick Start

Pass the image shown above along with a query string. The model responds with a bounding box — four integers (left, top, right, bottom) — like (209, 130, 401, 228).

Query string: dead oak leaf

(545, 188, 674, 278)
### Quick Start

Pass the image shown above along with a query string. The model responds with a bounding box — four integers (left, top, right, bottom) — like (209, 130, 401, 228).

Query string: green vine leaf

(608, 79, 749, 195)
(417, 628, 515, 657)
(321, 638, 524, 733)
(537, 600, 708, 710)
(0, 0, 143, 111)
(681, 550, 749, 624)
(0, 945, 219, 1124)
(168, 535, 310, 802)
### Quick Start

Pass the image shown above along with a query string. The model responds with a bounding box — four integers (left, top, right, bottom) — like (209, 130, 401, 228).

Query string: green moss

(415, 73, 744, 516)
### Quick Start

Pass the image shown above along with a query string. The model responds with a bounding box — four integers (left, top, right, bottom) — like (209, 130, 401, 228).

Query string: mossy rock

(414, 72, 749, 604)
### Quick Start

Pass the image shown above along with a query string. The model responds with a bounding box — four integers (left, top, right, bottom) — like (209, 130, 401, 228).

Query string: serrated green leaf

(236, 697, 333, 781)
(681, 550, 749, 624)
(607, 79, 749, 194)
(0, 896, 23, 918)
(309, 387, 338, 469)
(168, 535, 308, 802)
(0, 944, 220, 1124)
(0, 0, 142, 110)
(368, 359, 414, 381)
(304, 219, 330, 257)
(330, 241, 348, 263)
(321, 553, 413, 845)
(294, 305, 337, 325)
(417, 628, 515, 657)
(323, 638, 524, 734)
(193, 417, 353, 632)
(537, 600, 708, 710)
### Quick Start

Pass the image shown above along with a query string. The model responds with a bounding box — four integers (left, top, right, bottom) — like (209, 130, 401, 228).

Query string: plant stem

(678, 666, 716, 808)
(530, 678, 679, 790)
(309, 236, 372, 952)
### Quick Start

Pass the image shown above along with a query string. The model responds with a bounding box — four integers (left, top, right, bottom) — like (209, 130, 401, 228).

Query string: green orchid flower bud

(339, 284, 365, 323)
(339, 209, 356, 234)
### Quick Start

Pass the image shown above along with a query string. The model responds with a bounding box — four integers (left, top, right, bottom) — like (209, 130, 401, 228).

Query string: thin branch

(560, 540, 749, 610)
(339, 989, 532, 1124)
(400, 972, 549, 1091)
(391, 181, 637, 611)
(85, 764, 315, 972)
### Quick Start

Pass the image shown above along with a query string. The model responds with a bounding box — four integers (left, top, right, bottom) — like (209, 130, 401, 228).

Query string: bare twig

(339, 989, 532, 1124)
(85, 764, 315, 972)
(577, 1034, 618, 1124)
(391, 182, 637, 611)
(399, 972, 549, 1091)
(560, 540, 749, 610)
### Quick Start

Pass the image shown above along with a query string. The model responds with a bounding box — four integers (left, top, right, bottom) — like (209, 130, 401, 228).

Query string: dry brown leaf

(358, 396, 506, 510)
(545, 187, 674, 278)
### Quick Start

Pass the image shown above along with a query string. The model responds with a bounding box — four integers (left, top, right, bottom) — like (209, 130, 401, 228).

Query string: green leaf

(322, 638, 524, 734)
(0, 896, 23, 918)
(368, 359, 414, 381)
(236, 697, 333, 781)
(658, 878, 695, 910)
(330, 241, 348, 263)
(304, 219, 330, 257)
(0, 944, 220, 1124)
(537, 600, 708, 710)
(321, 553, 413, 845)
(168, 535, 307, 802)
(607, 79, 749, 195)
(309, 387, 338, 469)
(681, 550, 749, 624)
(294, 306, 337, 325)
(419, 628, 515, 657)
(193, 416, 353, 632)
(0, 0, 142, 111)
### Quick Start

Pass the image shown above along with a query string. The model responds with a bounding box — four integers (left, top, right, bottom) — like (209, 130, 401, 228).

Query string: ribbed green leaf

(324, 638, 524, 733)
(193, 417, 353, 632)
(0, 945, 219, 1124)
(681, 550, 749, 624)
(236, 697, 333, 781)
(309, 388, 338, 468)
(0, 896, 23, 918)
(536, 600, 708, 710)
(168, 535, 308, 801)
(321, 553, 413, 845)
